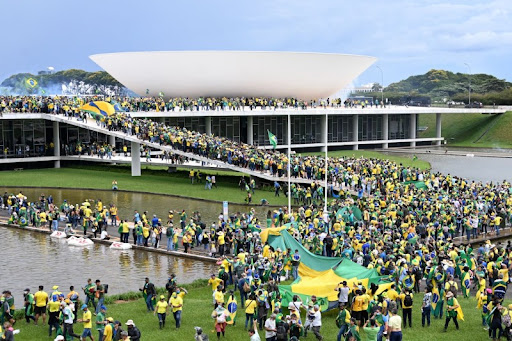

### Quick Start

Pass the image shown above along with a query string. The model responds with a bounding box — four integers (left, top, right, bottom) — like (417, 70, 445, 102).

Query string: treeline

(452, 88, 512, 105)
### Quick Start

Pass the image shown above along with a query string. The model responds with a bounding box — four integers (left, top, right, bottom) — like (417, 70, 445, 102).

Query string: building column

(131, 141, 141, 176)
(410, 113, 417, 147)
(108, 135, 115, 147)
(205, 116, 212, 135)
(320, 114, 327, 152)
(382, 114, 389, 149)
(352, 114, 359, 150)
(435, 113, 442, 146)
(53, 121, 60, 168)
(247, 116, 254, 145)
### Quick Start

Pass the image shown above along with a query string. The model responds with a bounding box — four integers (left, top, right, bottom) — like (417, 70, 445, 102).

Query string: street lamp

(464, 63, 471, 104)
(376, 66, 384, 106)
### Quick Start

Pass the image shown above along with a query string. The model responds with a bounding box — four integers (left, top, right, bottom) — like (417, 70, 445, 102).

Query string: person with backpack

(275, 316, 289, 341)
(398, 288, 413, 328)
(445, 275, 458, 297)
(125, 320, 141, 341)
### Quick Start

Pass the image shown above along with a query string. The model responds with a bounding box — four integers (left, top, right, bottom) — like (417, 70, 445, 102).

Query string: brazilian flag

(226, 296, 237, 325)
(267, 130, 278, 149)
(26, 78, 38, 88)
(462, 271, 471, 298)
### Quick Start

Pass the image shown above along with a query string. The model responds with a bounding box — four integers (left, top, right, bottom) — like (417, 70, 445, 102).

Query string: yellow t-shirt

(245, 299, 257, 314)
(387, 289, 399, 301)
(208, 278, 222, 291)
(83, 310, 92, 329)
(34, 291, 49, 307)
(156, 300, 168, 314)
(103, 324, 113, 341)
(170, 296, 183, 312)
(48, 300, 60, 313)
(215, 290, 225, 304)
(399, 293, 414, 309)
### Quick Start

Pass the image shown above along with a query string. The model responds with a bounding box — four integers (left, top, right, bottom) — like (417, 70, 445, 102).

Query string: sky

(1, 0, 511, 87)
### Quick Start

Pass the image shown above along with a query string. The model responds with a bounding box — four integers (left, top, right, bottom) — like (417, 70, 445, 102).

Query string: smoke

(0, 80, 136, 97)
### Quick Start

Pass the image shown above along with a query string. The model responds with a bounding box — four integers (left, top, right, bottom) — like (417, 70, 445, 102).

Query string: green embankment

(418, 111, 512, 148)
(11, 281, 489, 341)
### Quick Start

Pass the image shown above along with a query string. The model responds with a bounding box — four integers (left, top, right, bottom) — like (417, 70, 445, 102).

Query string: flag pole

(287, 113, 292, 214)
(324, 111, 328, 232)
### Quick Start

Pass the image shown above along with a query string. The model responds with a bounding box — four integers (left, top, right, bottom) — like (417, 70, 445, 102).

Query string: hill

(352, 69, 512, 104)
(0, 69, 133, 96)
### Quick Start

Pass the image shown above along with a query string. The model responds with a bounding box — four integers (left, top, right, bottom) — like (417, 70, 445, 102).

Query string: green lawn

(0, 165, 289, 206)
(418, 111, 512, 148)
(305, 150, 431, 170)
(11, 282, 491, 341)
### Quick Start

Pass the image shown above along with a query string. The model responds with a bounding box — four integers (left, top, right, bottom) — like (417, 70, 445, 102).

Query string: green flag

(412, 155, 418, 161)
(267, 130, 277, 149)
(158, 91, 164, 97)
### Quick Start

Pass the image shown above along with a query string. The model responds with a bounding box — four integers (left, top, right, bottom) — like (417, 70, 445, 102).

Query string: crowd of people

(0, 95, 376, 114)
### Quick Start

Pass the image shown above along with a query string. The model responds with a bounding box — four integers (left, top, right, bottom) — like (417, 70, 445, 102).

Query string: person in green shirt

(336, 303, 351, 341)
(363, 318, 380, 341)
(96, 305, 107, 340)
(346, 317, 361, 341)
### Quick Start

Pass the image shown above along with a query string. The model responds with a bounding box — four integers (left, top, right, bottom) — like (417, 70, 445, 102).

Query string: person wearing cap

(51, 285, 61, 299)
(34, 285, 48, 325)
(103, 317, 115, 341)
(154, 295, 169, 329)
(112, 320, 124, 341)
(96, 305, 107, 340)
(170, 288, 187, 329)
(443, 291, 460, 332)
(77, 304, 93, 341)
(335, 303, 351, 341)
(23, 288, 35, 323)
(125, 320, 141, 341)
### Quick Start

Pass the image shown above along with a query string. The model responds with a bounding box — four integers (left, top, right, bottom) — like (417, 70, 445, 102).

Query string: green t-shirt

(96, 311, 105, 331)
(363, 326, 380, 341)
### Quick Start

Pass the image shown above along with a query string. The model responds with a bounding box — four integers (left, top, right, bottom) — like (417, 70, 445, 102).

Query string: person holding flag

(226, 290, 237, 326)
(443, 291, 463, 332)
(461, 266, 471, 298)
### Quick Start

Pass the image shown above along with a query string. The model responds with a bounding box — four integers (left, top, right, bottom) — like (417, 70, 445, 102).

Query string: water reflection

(1, 226, 216, 305)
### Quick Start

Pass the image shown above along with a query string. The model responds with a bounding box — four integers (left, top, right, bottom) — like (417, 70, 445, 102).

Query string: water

(1, 225, 217, 307)
(0, 187, 269, 224)
(0, 187, 269, 306)
(384, 150, 512, 183)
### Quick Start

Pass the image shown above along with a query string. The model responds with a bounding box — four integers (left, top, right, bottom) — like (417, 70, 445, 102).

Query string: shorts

(82, 328, 92, 337)
(352, 311, 362, 321)
(34, 306, 46, 315)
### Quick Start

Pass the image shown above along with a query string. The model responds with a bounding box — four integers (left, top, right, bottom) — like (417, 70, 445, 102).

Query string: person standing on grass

(249, 319, 261, 341)
(170, 290, 185, 329)
(398, 288, 413, 328)
(363, 318, 380, 341)
(141, 277, 156, 312)
(443, 291, 460, 332)
(78, 304, 94, 341)
(95, 280, 105, 315)
(154, 295, 168, 329)
(264, 313, 277, 341)
(422, 287, 432, 327)
(34, 285, 48, 325)
(387, 308, 402, 341)
(336, 303, 351, 341)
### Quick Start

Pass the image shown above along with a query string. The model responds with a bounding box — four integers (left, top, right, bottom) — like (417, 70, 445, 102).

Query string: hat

(125, 319, 135, 326)
(100, 305, 107, 311)
(106, 317, 114, 322)
(114, 320, 121, 325)
(81, 304, 88, 310)
(160, 295, 165, 299)
(446, 291, 454, 298)
(52, 285, 59, 290)
(54, 336, 65, 341)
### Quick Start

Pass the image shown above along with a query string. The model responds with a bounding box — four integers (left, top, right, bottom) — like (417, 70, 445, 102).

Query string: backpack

(276, 322, 287, 340)
(404, 294, 413, 307)
(243, 281, 251, 293)
(447, 281, 457, 297)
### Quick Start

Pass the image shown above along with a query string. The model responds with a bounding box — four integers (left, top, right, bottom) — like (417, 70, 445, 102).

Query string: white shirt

(288, 301, 302, 311)
(63, 306, 73, 324)
(338, 286, 349, 303)
(264, 318, 276, 338)
(250, 332, 261, 341)
(311, 311, 322, 327)
(100, 230, 109, 239)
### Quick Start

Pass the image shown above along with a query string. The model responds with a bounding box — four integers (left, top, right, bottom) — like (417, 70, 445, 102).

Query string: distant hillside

(0, 69, 133, 96)
(352, 69, 512, 104)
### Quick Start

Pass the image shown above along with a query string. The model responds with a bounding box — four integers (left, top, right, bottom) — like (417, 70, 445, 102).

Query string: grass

(304, 150, 431, 170)
(11, 282, 490, 341)
(418, 111, 512, 148)
(0, 165, 289, 206)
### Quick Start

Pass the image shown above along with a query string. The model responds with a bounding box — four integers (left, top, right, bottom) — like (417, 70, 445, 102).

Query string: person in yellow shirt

(244, 293, 258, 329)
(214, 285, 225, 308)
(154, 295, 169, 329)
(399, 288, 414, 328)
(351, 290, 365, 325)
(170, 289, 186, 329)
(78, 304, 93, 340)
(208, 274, 223, 292)
(103, 317, 114, 341)
(34, 285, 49, 325)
